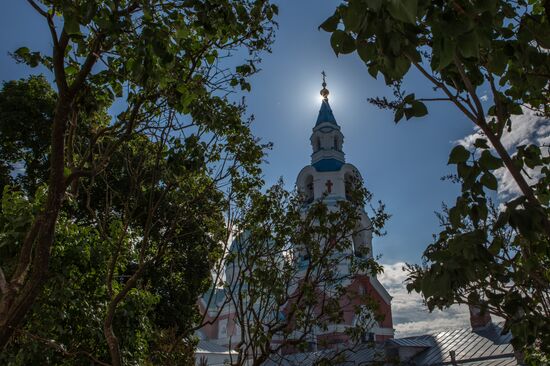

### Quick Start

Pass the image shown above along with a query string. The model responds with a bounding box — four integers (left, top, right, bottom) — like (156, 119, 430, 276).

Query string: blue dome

(316, 99, 337, 125)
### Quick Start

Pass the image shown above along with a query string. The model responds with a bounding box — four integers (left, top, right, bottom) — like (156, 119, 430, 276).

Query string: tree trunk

(104, 317, 122, 366)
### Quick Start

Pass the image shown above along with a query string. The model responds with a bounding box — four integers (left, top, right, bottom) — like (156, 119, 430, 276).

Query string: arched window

(353, 229, 365, 258)
(316, 137, 321, 151)
(333, 136, 338, 150)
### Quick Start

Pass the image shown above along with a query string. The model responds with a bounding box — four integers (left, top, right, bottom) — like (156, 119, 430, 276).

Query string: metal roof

(386, 336, 433, 349)
(263, 344, 384, 366)
(196, 340, 237, 355)
(410, 323, 516, 366)
(259, 323, 517, 365)
(316, 99, 338, 125)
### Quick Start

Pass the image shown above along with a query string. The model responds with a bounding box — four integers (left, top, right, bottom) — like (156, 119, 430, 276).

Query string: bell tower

(310, 72, 346, 171)
(294, 72, 394, 346)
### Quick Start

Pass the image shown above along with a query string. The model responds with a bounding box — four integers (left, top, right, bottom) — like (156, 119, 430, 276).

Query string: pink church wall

(344, 276, 393, 329)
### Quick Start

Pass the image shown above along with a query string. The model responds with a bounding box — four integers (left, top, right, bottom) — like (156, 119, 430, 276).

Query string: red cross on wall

(325, 179, 333, 193)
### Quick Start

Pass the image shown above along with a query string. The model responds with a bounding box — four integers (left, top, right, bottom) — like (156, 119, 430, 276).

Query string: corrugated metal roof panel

(386, 336, 433, 348)
(196, 340, 236, 354)
(259, 324, 517, 365)
(410, 323, 517, 365)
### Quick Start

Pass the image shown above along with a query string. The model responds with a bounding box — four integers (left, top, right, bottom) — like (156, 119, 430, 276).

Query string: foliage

(322, 0, 550, 358)
(0, 76, 55, 196)
(214, 178, 389, 366)
(0, 100, 267, 365)
(0, 0, 278, 363)
(0, 187, 156, 365)
(0, 183, 200, 366)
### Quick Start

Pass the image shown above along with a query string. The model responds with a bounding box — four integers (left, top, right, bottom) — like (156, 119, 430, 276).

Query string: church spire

(320, 71, 329, 100)
(310, 72, 345, 171)
(316, 71, 337, 125)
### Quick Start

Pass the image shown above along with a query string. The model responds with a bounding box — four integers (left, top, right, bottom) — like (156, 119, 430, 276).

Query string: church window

(315, 137, 321, 151)
(361, 332, 375, 343)
(333, 136, 339, 150)
(353, 230, 364, 258)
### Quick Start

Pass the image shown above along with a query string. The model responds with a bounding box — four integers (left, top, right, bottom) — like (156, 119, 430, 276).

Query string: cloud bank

(379, 262, 471, 337)
(457, 108, 550, 199)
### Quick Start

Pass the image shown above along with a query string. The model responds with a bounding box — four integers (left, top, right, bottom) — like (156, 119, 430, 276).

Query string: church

(195, 77, 518, 366)
(197, 76, 393, 354)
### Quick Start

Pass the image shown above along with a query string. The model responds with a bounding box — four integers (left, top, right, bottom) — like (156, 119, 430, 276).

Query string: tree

(321, 0, 550, 359)
(0, 76, 55, 197)
(0, 0, 277, 356)
(198, 177, 389, 366)
(0, 79, 268, 365)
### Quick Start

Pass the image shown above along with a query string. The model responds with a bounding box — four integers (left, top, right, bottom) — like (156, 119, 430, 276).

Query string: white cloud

(457, 107, 550, 199)
(379, 262, 471, 337)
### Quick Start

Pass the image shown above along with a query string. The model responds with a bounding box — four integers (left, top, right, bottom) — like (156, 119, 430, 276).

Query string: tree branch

(25, 0, 48, 18)
(452, 54, 485, 123)
(405, 54, 479, 123)
(0, 266, 8, 295)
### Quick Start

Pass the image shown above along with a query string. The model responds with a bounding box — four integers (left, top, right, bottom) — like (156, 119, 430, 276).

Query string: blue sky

(0, 1, 476, 265)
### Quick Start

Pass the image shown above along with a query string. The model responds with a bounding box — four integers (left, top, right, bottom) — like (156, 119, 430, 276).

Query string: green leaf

(387, 0, 418, 24)
(366, 0, 382, 11)
(343, 0, 365, 32)
(319, 14, 340, 32)
(394, 107, 404, 123)
(487, 49, 507, 75)
(438, 37, 455, 69)
(64, 14, 81, 35)
(14, 47, 30, 57)
(404, 93, 415, 103)
(480, 172, 498, 190)
(357, 42, 377, 63)
(112, 82, 123, 98)
(509, 103, 523, 115)
(488, 236, 503, 255)
(449, 206, 461, 227)
(411, 101, 428, 117)
(479, 150, 503, 170)
(448, 145, 470, 164)
(393, 56, 411, 78)
(404, 107, 414, 120)
(457, 162, 471, 179)
(65, 64, 79, 76)
(330, 30, 356, 55)
(367, 64, 378, 78)
(205, 54, 215, 65)
(458, 32, 479, 59)
(473, 138, 489, 149)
